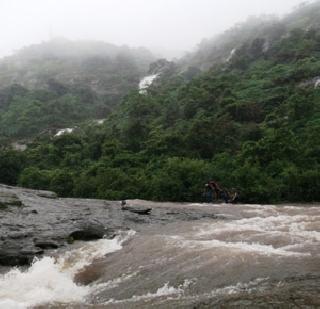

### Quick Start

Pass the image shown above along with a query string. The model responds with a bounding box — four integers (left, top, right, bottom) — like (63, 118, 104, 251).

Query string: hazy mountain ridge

(1, 1, 319, 143)
(0, 38, 155, 141)
(178, 1, 320, 72)
(0, 38, 154, 93)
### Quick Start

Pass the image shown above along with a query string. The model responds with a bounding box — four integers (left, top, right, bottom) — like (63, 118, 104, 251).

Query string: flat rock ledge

(0, 184, 221, 266)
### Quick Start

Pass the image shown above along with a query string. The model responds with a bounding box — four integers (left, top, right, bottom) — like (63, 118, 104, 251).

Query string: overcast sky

(0, 0, 306, 58)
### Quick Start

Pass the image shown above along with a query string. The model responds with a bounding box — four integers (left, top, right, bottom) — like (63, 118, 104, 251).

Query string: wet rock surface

(0, 184, 220, 266)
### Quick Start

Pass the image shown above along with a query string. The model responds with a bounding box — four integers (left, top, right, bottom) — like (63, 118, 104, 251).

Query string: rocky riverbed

(0, 184, 219, 267)
(0, 184, 319, 308)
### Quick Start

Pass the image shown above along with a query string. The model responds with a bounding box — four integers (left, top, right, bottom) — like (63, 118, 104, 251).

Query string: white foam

(0, 231, 135, 308)
(170, 236, 309, 257)
(169, 213, 320, 257)
(105, 278, 266, 305)
(180, 277, 268, 303)
(196, 215, 320, 240)
(93, 271, 139, 292)
(105, 280, 192, 304)
(209, 277, 268, 297)
(0, 257, 89, 308)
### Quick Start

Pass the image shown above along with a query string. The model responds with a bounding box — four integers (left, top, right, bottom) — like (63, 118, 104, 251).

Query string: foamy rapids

(169, 204, 320, 257)
(0, 231, 135, 309)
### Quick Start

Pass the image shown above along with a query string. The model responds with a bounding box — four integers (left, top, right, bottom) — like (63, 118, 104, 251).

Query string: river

(0, 201, 319, 308)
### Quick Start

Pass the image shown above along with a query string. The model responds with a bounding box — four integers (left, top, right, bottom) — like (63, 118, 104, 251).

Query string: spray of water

(0, 231, 135, 308)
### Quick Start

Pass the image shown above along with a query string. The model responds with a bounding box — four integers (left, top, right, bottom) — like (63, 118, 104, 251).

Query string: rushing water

(55, 128, 74, 137)
(0, 203, 319, 308)
(139, 74, 159, 94)
(0, 231, 135, 308)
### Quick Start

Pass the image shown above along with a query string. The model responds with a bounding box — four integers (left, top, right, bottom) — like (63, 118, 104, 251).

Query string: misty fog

(0, 0, 306, 59)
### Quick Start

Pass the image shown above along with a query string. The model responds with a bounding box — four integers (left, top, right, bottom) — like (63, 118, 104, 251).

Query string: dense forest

(1, 2, 320, 203)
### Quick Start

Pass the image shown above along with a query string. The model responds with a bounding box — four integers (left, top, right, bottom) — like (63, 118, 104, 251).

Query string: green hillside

(179, 1, 320, 72)
(1, 2, 320, 203)
(0, 38, 154, 141)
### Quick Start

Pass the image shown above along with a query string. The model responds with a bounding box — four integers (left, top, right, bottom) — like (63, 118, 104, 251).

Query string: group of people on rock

(203, 180, 238, 204)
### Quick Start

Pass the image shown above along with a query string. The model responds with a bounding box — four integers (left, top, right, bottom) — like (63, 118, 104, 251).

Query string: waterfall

(139, 74, 159, 94)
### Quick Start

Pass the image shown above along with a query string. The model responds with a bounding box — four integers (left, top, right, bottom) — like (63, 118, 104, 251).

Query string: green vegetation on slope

(1, 4, 320, 203)
(0, 38, 154, 141)
(179, 1, 320, 71)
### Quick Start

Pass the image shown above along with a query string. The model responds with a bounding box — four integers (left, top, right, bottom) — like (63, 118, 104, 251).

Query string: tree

(0, 150, 25, 185)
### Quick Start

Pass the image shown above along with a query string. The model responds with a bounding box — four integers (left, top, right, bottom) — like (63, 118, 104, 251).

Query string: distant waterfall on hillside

(139, 74, 159, 94)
